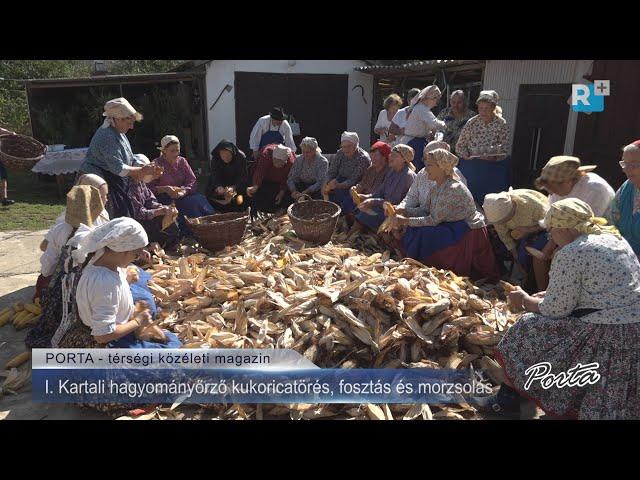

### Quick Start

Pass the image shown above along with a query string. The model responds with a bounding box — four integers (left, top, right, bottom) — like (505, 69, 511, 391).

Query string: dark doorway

(511, 84, 572, 188)
(234, 72, 348, 155)
(573, 60, 640, 190)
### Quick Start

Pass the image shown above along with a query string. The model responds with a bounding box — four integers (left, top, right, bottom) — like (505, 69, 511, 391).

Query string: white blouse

(374, 109, 394, 143)
(539, 233, 640, 325)
(40, 222, 74, 277)
(399, 104, 446, 143)
(52, 209, 110, 229)
(397, 168, 467, 218)
(76, 265, 134, 336)
(391, 106, 410, 130)
(548, 173, 615, 217)
(248, 115, 297, 152)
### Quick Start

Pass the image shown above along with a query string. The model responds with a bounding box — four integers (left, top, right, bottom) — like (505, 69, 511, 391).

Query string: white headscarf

(341, 132, 359, 146)
(71, 217, 148, 266)
(100, 97, 143, 129)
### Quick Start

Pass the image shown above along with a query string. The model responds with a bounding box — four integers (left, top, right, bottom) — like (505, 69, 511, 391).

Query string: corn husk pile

(132, 214, 519, 420)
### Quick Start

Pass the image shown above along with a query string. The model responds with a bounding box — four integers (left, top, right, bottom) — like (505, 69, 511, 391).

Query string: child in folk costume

(34, 185, 105, 302)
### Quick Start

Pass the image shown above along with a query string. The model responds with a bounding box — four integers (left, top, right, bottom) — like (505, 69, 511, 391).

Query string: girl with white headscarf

(56, 218, 181, 349)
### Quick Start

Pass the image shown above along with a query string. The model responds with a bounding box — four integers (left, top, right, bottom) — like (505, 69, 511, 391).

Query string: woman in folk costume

(353, 144, 416, 232)
(390, 148, 500, 280)
(127, 155, 181, 251)
(54, 217, 181, 349)
(474, 199, 640, 420)
(455, 90, 511, 204)
(207, 139, 249, 213)
(398, 85, 447, 172)
(79, 97, 157, 219)
(606, 140, 640, 256)
(150, 135, 215, 235)
(323, 132, 372, 214)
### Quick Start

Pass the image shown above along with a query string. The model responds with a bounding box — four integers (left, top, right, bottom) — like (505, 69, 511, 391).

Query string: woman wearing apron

(455, 90, 511, 205)
(79, 98, 158, 219)
(398, 85, 447, 172)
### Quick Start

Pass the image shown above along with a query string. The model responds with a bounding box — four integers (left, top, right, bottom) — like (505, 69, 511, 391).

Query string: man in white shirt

(249, 107, 297, 159)
(388, 88, 421, 139)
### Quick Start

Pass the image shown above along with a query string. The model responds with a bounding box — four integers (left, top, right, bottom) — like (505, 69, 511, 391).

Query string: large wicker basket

(0, 134, 47, 171)
(186, 210, 250, 252)
(287, 194, 341, 244)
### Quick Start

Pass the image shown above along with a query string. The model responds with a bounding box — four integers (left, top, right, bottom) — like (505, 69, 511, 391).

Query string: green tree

(0, 60, 92, 134)
(0, 60, 185, 135)
(107, 60, 186, 75)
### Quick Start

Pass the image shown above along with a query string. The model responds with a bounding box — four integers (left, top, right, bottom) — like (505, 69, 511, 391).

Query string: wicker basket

(287, 194, 341, 244)
(0, 134, 47, 171)
(186, 210, 250, 252)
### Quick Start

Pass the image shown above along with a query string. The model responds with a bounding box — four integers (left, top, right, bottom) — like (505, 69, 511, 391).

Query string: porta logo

(571, 80, 610, 112)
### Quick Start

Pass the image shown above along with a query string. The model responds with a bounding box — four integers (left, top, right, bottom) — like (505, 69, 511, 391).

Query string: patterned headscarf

(541, 198, 622, 239)
(411, 85, 442, 107)
(300, 137, 321, 153)
(391, 144, 416, 171)
(426, 148, 460, 180)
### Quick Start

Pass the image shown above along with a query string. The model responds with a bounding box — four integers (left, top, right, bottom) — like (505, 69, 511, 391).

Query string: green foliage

(108, 60, 186, 75)
(0, 60, 92, 134)
(0, 60, 185, 136)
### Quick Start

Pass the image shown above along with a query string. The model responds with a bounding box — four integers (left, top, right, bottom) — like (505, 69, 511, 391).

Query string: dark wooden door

(511, 84, 572, 188)
(573, 60, 640, 190)
(234, 72, 348, 155)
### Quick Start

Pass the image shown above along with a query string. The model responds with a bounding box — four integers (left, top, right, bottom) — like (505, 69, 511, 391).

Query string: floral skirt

(495, 314, 640, 420)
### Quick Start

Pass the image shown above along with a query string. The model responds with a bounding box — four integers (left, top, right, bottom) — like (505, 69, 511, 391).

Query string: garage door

(234, 72, 348, 155)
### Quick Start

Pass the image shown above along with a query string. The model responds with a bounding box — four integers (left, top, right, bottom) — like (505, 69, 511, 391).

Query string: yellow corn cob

(350, 186, 362, 206)
(24, 303, 42, 315)
(0, 310, 14, 327)
(16, 313, 38, 330)
(12, 310, 30, 327)
(5, 351, 32, 369)
(12, 302, 24, 312)
(0, 307, 12, 316)
(383, 201, 396, 217)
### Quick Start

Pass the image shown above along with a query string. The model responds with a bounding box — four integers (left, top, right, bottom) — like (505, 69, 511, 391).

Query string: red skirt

(33, 274, 51, 303)
(425, 227, 500, 281)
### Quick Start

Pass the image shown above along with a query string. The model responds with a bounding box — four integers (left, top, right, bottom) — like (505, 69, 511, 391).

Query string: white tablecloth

(32, 148, 88, 175)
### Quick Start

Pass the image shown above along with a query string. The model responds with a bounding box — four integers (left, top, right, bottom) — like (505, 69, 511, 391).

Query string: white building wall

(483, 60, 594, 154)
(204, 60, 373, 153)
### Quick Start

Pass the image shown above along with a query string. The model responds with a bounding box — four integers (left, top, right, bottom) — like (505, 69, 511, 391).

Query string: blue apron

(617, 180, 640, 255)
(402, 220, 470, 260)
(407, 137, 427, 172)
(328, 177, 352, 216)
(355, 205, 386, 231)
(457, 155, 512, 205)
(259, 123, 285, 149)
